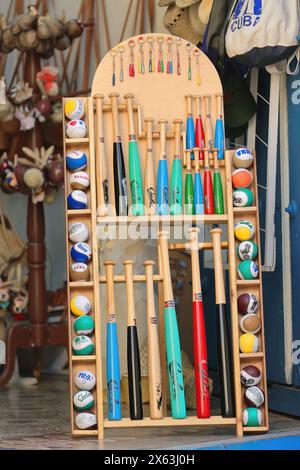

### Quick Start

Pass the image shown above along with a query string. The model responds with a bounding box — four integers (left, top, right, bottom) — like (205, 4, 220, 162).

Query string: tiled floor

(1, 374, 300, 450)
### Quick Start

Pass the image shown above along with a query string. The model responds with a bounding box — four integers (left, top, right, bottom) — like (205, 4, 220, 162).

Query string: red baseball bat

(189, 227, 210, 418)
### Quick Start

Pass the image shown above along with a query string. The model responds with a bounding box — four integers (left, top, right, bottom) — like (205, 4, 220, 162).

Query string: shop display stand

(63, 34, 268, 439)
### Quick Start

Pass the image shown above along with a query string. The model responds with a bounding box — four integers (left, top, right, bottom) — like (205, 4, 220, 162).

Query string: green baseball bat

(184, 149, 194, 215)
(170, 119, 183, 215)
(124, 93, 144, 216)
(213, 149, 224, 214)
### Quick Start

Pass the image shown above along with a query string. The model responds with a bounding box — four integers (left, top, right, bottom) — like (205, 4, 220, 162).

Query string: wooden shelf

(66, 138, 89, 144)
(240, 352, 264, 359)
(236, 280, 261, 287)
(72, 429, 98, 436)
(99, 274, 163, 284)
(70, 282, 94, 288)
(72, 355, 97, 362)
(243, 426, 268, 433)
(97, 214, 228, 225)
(233, 207, 257, 214)
(104, 416, 236, 428)
(68, 209, 92, 216)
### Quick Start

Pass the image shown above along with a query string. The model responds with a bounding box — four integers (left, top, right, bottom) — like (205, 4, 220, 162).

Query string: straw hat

(162, 0, 213, 45)
(164, 4, 204, 45)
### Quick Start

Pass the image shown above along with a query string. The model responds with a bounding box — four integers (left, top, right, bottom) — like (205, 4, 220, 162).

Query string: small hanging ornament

(128, 39, 136, 77)
(186, 43, 192, 81)
(138, 36, 145, 74)
(175, 38, 182, 76)
(157, 36, 164, 73)
(147, 35, 155, 73)
(110, 49, 117, 87)
(118, 45, 125, 82)
(166, 37, 173, 74)
(193, 49, 201, 86)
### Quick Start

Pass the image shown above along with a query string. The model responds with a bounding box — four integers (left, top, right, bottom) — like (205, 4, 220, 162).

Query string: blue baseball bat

(156, 120, 169, 215)
(105, 261, 121, 421)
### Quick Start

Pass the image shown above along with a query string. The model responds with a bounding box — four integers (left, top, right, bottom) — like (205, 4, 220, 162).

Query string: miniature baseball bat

(189, 227, 210, 418)
(195, 95, 205, 160)
(170, 119, 183, 215)
(193, 147, 204, 215)
(144, 118, 156, 215)
(124, 93, 144, 216)
(184, 149, 194, 215)
(156, 119, 169, 215)
(158, 231, 186, 419)
(104, 261, 121, 421)
(203, 149, 214, 214)
(144, 260, 163, 419)
(214, 94, 225, 160)
(95, 94, 109, 216)
(110, 92, 128, 216)
(124, 260, 143, 420)
(213, 149, 224, 214)
(185, 94, 195, 160)
(210, 227, 235, 417)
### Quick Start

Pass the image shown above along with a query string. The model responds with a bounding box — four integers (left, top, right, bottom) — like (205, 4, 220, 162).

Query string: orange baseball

(232, 169, 252, 188)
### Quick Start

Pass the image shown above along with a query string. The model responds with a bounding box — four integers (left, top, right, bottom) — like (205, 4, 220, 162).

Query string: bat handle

(210, 228, 226, 304)
(195, 95, 201, 117)
(193, 147, 200, 172)
(104, 261, 116, 315)
(216, 93, 223, 118)
(173, 119, 183, 156)
(145, 117, 154, 148)
(124, 260, 136, 326)
(185, 93, 193, 116)
(158, 119, 168, 159)
(109, 92, 121, 140)
(124, 93, 136, 137)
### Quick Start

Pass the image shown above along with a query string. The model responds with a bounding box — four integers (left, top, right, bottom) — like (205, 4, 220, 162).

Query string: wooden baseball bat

(124, 260, 143, 420)
(156, 119, 169, 215)
(203, 149, 214, 214)
(144, 118, 156, 215)
(195, 95, 205, 160)
(189, 227, 210, 418)
(210, 227, 235, 417)
(213, 149, 224, 214)
(170, 118, 183, 215)
(214, 94, 225, 160)
(110, 92, 128, 216)
(184, 149, 194, 215)
(158, 231, 186, 419)
(124, 93, 144, 216)
(104, 260, 121, 421)
(95, 94, 109, 216)
(144, 260, 163, 419)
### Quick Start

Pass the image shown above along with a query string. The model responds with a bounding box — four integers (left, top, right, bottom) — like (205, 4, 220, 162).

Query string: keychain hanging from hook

(175, 38, 182, 76)
(128, 39, 136, 77)
(166, 37, 173, 74)
(110, 49, 117, 86)
(157, 36, 164, 73)
(138, 36, 145, 74)
(118, 45, 125, 82)
(193, 49, 201, 86)
(186, 43, 192, 81)
(147, 35, 155, 73)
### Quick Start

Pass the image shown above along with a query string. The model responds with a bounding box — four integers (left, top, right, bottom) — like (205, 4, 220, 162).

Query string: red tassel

(129, 63, 135, 77)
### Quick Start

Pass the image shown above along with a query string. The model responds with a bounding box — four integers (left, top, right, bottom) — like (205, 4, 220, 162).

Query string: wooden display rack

(63, 33, 268, 439)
